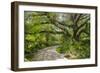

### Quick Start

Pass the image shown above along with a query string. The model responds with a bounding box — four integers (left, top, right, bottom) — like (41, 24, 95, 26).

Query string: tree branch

(75, 14, 82, 24)
(76, 18, 90, 33)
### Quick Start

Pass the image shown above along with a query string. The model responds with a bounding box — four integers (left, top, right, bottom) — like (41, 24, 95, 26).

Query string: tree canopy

(24, 11, 90, 61)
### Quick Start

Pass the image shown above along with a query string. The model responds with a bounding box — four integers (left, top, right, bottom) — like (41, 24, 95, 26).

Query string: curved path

(32, 46, 65, 61)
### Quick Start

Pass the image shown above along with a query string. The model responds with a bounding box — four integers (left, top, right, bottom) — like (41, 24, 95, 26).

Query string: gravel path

(32, 46, 65, 61)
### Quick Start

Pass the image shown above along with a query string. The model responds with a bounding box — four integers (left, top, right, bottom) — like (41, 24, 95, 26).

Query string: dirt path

(32, 46, 65, 61)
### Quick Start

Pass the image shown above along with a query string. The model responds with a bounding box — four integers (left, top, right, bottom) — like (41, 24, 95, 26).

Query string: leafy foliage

(24, 11, 90, 61)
